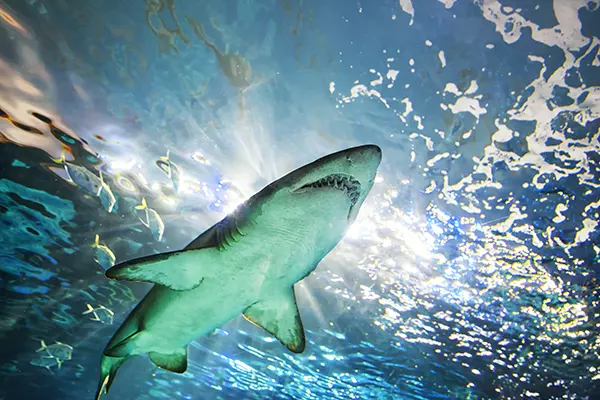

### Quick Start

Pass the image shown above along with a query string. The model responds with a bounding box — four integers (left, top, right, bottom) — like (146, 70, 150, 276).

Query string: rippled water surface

(0, 1, 599, 399)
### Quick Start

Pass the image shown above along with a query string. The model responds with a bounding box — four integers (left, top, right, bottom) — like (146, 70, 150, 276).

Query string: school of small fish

(54, 154, 117, 213)
(31, 149, 177, 371)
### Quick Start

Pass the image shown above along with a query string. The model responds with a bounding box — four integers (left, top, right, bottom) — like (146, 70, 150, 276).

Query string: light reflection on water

(0, 0, 598, 399)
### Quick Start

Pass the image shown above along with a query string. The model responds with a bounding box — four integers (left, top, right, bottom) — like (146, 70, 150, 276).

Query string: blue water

(0, 1, 599, 399)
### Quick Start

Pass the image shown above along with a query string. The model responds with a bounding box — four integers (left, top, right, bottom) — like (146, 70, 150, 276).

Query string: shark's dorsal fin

(243, 286, 306, 353)
(148, 347, 188, 373)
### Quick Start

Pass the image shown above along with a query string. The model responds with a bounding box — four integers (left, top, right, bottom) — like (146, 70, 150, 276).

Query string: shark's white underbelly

(135, 279, 255, 353)
(129, 213, 346, 355)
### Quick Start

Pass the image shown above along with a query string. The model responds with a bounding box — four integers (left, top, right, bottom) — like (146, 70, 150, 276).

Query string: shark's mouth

(298, 174, 362, 206)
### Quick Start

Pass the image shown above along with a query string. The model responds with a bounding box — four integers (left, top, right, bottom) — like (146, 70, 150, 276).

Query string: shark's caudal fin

(95, 355, 127, 400)
(243, 286, 306, 353)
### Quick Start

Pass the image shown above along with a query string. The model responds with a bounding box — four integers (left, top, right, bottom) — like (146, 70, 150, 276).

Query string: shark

(95, 144, 382, 399)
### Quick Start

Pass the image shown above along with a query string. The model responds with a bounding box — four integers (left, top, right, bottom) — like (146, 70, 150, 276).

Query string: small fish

(156, 150, 181, 193)
(98, 171, 117, 213)
(30, 355, 62, 372)
(135, 198, 165, 241)
(75, 363, 85, 378)
(113, 173, 138, 193)
(53, 154, 102, 196)
(83, 303, 114, 325)
(93, 234, 116, 270)
(191, 151, 211, 165)
(37, 340, 73, 361)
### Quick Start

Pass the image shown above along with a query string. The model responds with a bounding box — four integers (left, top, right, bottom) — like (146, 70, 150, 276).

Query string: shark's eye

(345, 154, 353, 164)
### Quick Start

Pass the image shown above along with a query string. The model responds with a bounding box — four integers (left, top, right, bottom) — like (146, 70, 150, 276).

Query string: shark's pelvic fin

(243, 286, 306, 353)
(148, 347, 188, 373)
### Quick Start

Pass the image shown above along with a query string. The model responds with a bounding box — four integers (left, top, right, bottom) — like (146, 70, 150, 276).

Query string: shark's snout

(287, 144, 382, 193)
(283, 144, 382, 220)
(343, 144, 382, 186)
(346, 144, 382, 164)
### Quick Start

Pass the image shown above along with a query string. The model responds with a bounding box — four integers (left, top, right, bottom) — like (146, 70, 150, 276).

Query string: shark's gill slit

(222, 224, 234, 247)
(216, 227, 225, 251)
(234, 216, 245, 237)
(226, 219, 239, 243)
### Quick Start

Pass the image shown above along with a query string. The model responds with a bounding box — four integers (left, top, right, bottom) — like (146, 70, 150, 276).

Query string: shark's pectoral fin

(243, 286, 306, 353)
(105, 223, 225, 290)
(105, 250, 206, 291)
(148, 347, 188, 373)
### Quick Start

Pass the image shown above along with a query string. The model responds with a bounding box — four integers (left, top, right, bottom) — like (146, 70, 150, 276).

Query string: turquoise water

(0, 1, 599, 399)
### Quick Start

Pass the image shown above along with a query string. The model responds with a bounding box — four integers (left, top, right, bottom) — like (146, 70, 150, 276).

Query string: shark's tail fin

(95, 355, 127, 400)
